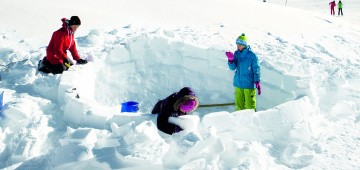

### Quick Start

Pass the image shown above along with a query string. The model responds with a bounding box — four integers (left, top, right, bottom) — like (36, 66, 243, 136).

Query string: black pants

(39, 57, 66, 74)
(151, 100, 163, 114)
(338, 8, 343, 15)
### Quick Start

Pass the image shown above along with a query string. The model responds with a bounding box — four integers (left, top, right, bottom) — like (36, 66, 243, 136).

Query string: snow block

(9, 113, 52, 163)
(11, 138, 36, 162)
(328, 100, 357, 120)
(202, 111, 238, 133)
(255, 96, 314, 142)
(109, 113, 156, 127)
(168, 115, 200, 132)
(59, 128, 97, 147)
(3, 101, 33, 125)
(202, 110, 258, 140)
(201, 96, 315, 143)
(60, 63, 116, 129)
(107, 46, 132, 64)
(51, 144, 94, 167)
(33, 75, 60, 102)
(259, 61, 319, 111)
(124, 121, 159, 143)
(58, 62, 96, 106)
(0, 128, 10, 154)
(53, 159, 111, 170)
(63, 92, 111, 129)
(121, 121, 169, 161)
(256, 96, 313, 131)
(163, 131, 224, 168)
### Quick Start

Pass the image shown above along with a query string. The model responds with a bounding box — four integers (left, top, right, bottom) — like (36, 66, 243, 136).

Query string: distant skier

(151, 87, 199, 135)
(225, 33, 261, 111)
(338, 1, 343, 16)
(38, 16, 87, 74)
(329, 1, 336, 15)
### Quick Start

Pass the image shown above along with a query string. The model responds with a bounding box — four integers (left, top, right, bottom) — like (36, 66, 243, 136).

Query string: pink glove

(225, 52, 234, 62)
(255, 82, 261, 95)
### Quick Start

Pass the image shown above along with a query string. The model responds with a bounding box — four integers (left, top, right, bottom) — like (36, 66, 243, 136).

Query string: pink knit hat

(179, 99, 197, 113)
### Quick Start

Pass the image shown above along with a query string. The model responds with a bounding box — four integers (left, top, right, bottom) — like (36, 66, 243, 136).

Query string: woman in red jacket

(39, 16, 87, 74)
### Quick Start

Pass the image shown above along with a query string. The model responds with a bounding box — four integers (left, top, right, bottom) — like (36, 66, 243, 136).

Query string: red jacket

(46, 18, 80, 65)
(329, 1, 336, 8)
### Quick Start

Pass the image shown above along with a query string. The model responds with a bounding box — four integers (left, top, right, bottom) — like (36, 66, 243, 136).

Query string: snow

(1, 0, 360, 169)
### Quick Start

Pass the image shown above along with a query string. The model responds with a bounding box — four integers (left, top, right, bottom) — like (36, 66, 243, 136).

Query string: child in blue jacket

(225, 33, 261, 111)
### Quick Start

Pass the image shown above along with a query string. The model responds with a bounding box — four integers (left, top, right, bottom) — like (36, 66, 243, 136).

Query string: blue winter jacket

(228, 46, 260, 89)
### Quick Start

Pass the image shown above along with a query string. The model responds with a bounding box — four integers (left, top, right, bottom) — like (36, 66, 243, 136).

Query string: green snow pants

(235, 87, 256, 111)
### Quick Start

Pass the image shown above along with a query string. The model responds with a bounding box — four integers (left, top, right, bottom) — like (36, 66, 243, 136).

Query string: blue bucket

(121, 101, 139, 113)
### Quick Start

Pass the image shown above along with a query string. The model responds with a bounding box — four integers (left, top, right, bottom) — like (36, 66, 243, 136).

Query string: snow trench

(68, 32, 318, 111)
(53, 32, 320, 168)
(0, 29, 323, 169)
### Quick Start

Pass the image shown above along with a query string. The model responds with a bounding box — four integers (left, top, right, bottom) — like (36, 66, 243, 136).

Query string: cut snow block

(58, 63, 96, 106)
(256, 96, 312, 131)
(125, 121, 160, 142)
(52, 158, 111, 170)
(259, 65, 299, 109)
(59, 128, 97, 147)
(109, 113, 155, 127)
(33, 76, 60, 102)
(183, 134, 224, 163)
(3, 104, 32, 123)
(121, 121, 168, 161)
(11, 138, 36, 162)
(107, 47, 131, 64)
(202, 110, 259, 141)
(255, 96, 313, 141)
(183, 57, 208, 73)
(208, 65, 232, 81)
(63, 96, 84, 125)
(63, 92, 108, 129)
(110, 122, 134, 138)
(51, 144, 93, 167)
(328, 100, 356, 120)
(233, 109, 256, 127)
(168, 115, 200, 132)
(202, 111, 237, 133)
(95, 138, 120, 148)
